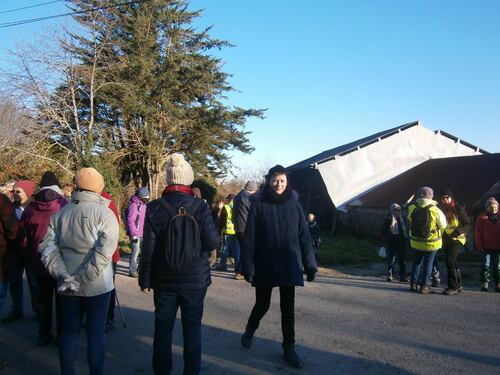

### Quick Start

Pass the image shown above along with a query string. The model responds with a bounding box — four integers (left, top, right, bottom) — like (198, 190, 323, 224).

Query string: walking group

(382, 186, 500, 295)
(0, 154, 318, 374)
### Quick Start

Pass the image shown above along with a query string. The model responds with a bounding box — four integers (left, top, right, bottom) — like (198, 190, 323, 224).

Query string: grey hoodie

(40, 190, 119, 297)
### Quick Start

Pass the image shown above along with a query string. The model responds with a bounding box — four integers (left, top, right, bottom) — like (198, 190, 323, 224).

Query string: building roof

(356, 153, 500, 209)
(287, 121, 488, 171)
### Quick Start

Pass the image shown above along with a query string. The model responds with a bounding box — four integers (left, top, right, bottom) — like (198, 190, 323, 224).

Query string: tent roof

(356, 153, 500, 209)
(287, 121, 487, 171)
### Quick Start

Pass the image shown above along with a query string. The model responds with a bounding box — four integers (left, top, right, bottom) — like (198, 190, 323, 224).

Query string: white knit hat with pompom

(166, 153, 194, 186)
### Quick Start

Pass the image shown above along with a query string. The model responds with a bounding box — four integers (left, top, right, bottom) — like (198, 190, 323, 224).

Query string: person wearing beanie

(125, 186, 150, 277)
(139, 153, 219, 375)
(40, 167, 119, 375)
(232, 181, 259, 279)
(438, 190, 471, 295)
(474, 197, 500, 292)
(2, 179, 38, 324)
(19, 171, 68, 345)
(240, 165, 317, 369)
(407, 186, 447, 294)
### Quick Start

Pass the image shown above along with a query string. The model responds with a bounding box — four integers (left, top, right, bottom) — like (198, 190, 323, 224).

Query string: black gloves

(450, 230, 460, 238)
(306, 272, 315, 282)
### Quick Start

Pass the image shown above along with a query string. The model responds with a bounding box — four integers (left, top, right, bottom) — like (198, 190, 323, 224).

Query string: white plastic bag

(377, 246, 387, 258)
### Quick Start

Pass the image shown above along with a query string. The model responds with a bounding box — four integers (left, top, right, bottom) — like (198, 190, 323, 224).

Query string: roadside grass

(317, 232, 483, 283)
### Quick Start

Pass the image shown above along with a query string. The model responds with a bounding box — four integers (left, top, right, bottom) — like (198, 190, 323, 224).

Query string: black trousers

(246, 286, 295, 347)
(443, 238, 462, 290)
(37, 275, 61, 338)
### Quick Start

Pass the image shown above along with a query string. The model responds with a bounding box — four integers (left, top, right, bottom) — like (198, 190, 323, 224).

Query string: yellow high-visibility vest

(223, 204, 235, 234)
(445, 215, 466, 245)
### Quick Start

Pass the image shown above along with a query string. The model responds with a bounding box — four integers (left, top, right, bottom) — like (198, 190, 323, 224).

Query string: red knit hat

(15, 180, 36, 197)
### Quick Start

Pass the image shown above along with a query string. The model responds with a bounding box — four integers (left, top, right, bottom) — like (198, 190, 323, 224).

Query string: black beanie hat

(266, 164, 288, 181)
(39, 171, 61, 188)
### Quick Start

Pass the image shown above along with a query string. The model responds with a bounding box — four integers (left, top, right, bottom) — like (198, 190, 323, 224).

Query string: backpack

(158, 198, 203, 273)
(411, 205, 432, 239)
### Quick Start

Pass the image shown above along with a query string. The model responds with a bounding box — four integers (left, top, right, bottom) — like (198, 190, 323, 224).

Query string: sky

(1, 0, 499, 175)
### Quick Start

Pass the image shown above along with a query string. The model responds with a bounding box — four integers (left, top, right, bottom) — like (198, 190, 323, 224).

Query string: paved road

(1, 261, 499, 375)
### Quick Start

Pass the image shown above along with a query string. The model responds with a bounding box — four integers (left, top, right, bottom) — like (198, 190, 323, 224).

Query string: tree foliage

(3, 0, 264, 198)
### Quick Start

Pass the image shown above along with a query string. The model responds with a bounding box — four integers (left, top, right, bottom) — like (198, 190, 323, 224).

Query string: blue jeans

(59, 292, 111, 375)
(8, 252, 39, 315)
(411, 250, 437, 287)
(0, 281, 8, 316)
(219, 234, 240, 272)
(153, 288, 207, 375)
(129, 238, 142, 274)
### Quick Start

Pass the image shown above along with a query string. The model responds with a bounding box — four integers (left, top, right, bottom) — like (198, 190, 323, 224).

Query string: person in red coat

(21, 172, 68, 345)
(475, 197, 500, 292)
(101, 190, 121, 331)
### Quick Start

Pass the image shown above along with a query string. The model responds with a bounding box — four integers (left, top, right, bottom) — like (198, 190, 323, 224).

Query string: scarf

(261, 184, 293, 204)
(162, 184, 193, 196)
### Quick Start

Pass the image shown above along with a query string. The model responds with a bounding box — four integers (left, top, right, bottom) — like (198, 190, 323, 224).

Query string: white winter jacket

(40, 190, 119, 297)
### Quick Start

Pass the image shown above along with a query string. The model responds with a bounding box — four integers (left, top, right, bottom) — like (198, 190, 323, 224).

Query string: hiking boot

(37, 333, 54, 346)
(128, 272, 138, 278)
(283, 346, 304, 369)
(443, 288, 458, 296)
(481, 282, 489, 292)
(235, 273, 244, 280)
(241, 328, 255, 349)
(410, 283, 418, 292)
(1, 311, 23, 324)
(457, 286, 463, 293)
(420, 286, 431, 295)
(386, 275, 393, 282)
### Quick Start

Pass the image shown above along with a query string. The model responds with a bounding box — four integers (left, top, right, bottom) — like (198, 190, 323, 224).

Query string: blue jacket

(241, 186, 317, 287)
(139, 191, 219, 291)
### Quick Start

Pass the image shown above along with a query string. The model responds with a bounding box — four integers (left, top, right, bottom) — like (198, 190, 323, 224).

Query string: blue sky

(1, 0, 499, 173)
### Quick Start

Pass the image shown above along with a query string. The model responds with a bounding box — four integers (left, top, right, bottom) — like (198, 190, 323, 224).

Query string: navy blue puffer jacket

(241, 186, 317, 287)
(139, 191, 219, 291)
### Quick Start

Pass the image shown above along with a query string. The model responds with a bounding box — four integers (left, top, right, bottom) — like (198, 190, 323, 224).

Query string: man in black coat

(232, 180, 258, 279)
(139, 154, 219, 375)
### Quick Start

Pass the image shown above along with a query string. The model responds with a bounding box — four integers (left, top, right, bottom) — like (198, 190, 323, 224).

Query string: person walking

(216, 194, 240, 274)
(382, 203, 408, 282)
(438, 190, 471, 295)
(408, 187, 447, 294)
(240, 165, 317, 369)
(139, 153, 219, 375)
(0, 191, 20, 369)
(40, 167, 119, 375)
(475, 197, 500, 292)
(3, 180, 38, 323)
(126, 187, 150, 278)
(306, 213, 322, 261)
(232, 181, 258, 280)
(21, 171, 67, 345)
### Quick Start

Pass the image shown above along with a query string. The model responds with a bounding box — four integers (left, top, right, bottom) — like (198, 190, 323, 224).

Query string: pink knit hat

(14, 180, 36, 197)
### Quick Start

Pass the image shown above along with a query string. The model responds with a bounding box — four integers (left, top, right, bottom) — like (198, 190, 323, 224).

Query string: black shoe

(386, 275, 393, 282)
(410, 283, 418, 292)
(1, 311, 23, 323)
(128, 272, 138, 278)
(420, 286, 431, 295)
(241, 328, 255, 349)
(283, 346, 304, 369)
(443, 288, 458, 296)
(37, 333, 54, 346)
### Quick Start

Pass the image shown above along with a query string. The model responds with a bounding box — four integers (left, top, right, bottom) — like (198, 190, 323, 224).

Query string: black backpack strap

(185, 198, 203, 217)
(158, 198, 175, 216)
